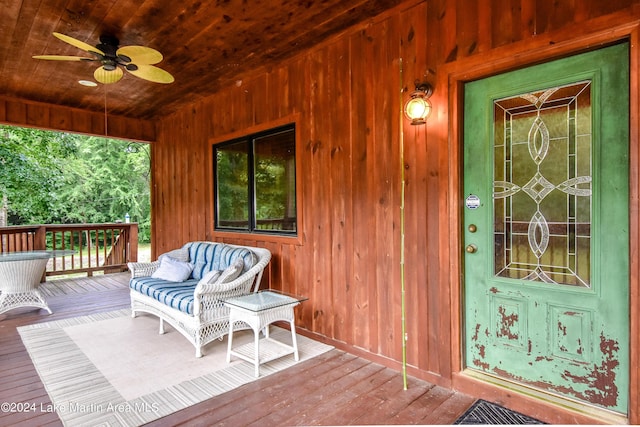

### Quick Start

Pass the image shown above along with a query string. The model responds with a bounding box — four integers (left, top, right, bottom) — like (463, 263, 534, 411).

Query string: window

(214, 124, 297, 234)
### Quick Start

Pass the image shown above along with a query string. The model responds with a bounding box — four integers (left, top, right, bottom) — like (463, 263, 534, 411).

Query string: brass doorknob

(466, 244, 477, 253)
(468, 224, 477, 233)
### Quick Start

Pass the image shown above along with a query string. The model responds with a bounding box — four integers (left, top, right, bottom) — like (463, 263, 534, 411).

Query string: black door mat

(454, 399, 546, 424)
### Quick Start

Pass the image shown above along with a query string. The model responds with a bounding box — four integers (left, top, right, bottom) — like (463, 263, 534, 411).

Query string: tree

(0, 126, 75, 224)
(0, 125, 152, 242)
(57, 137, 152, 241)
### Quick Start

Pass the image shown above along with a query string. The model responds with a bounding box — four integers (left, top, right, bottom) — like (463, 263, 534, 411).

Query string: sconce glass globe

(404, 95, 432, 125)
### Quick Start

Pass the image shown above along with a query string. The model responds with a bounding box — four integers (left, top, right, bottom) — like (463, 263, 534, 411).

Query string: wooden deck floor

(0, 273, 476, 426)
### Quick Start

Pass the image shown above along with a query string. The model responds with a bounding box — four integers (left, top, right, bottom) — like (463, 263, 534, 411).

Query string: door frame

(443, 19, 640, 425)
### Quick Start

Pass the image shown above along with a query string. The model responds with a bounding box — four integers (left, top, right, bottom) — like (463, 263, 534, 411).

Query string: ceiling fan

(33, 32, 174, 85)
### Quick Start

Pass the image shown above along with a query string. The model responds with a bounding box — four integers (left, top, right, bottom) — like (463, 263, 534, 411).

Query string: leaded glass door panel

(463, 43, 629, 414)
(494, 81, 592, 287)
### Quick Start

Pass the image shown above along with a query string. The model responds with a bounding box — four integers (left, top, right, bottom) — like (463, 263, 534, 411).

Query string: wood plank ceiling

(1, 0, 406, 121)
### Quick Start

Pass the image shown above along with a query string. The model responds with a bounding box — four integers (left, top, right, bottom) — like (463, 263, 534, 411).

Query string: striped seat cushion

(130, 277, 198, 315)
(185, 242, 255, 280)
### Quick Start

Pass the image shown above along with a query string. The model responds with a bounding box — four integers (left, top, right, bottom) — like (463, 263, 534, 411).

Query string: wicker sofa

(127, 241, 271, 357)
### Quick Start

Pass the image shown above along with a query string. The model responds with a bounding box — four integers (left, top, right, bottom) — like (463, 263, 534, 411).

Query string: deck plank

(0, 272, 475, 426)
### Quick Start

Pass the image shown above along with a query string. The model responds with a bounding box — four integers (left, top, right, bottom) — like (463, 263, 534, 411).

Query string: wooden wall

(0, 96, 155, 141)
(151, 0, 640, 423)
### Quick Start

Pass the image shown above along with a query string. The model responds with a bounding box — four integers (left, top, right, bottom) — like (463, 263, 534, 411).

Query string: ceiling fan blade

(53, 32, 104, 55)
(94, 66, 123, 84)
(32, 55, 94, 61)
(126, 64, 174, 84)
(116, 46, 163, 65)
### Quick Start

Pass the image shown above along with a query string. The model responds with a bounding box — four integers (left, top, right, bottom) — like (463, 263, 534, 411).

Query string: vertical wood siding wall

(153, 0, 640, 393)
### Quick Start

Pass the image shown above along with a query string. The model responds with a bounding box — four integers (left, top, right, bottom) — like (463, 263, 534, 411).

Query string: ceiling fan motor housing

(96, 35, 132, 69)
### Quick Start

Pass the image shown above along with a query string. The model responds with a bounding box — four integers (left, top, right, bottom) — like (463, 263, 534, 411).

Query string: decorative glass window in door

(493, 82, 592, 287)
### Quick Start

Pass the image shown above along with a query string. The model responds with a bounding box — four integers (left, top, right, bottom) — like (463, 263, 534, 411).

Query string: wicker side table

(225, 291, 307, 377)
(0, 250, 74, 316)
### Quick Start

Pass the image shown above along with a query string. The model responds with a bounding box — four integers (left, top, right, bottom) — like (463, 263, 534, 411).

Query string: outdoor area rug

(18, 309, 333, 426)
(454, 399, 546, 424)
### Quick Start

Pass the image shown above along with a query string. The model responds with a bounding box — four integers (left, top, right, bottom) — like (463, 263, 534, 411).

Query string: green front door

(463, 43, 629, 414)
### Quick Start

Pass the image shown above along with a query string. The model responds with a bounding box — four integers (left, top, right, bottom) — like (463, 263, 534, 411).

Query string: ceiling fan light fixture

(125, 64, 138, 71)
(94, 66, 124, 84)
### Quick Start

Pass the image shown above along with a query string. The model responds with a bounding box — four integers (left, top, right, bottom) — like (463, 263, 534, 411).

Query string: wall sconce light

(404, 82, 433, 125)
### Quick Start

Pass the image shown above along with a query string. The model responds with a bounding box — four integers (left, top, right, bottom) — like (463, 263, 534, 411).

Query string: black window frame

(213, 123, 297, 235)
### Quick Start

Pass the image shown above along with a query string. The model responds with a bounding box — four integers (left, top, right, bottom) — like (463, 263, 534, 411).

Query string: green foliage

(255, 157, 289, 219)
(0, 125, 151, 242)
(0, 126, 74, 223)
(216, 148, 249, 224)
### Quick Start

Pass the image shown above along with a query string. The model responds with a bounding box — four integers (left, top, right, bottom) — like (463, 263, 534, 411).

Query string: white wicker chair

(128, 243, 271, 357)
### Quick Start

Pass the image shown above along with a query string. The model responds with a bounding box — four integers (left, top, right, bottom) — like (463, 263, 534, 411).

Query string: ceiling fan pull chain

(104, 85, 108, 137)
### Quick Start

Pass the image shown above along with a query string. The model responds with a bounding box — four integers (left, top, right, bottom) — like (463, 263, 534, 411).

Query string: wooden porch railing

(0, 223, 138, 278)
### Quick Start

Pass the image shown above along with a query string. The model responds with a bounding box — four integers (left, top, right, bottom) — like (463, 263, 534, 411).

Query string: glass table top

(0, 250, 76, 262)
(224, 290, 308, 312)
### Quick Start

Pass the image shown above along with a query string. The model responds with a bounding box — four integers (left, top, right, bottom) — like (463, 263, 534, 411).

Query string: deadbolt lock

(468, 224, 477, 233)
(466, 244, 477, 253)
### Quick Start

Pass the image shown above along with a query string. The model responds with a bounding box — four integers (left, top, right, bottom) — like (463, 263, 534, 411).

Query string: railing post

(34, 226, 46, 250)
(36, 225, 47, 282)
(129, 223, 138, 263)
